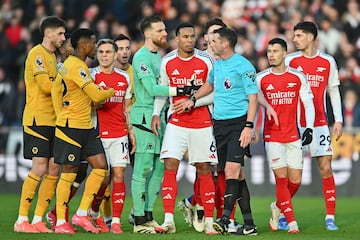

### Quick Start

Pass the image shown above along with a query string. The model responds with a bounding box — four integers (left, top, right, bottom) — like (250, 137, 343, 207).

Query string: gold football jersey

(22, 44, 57, 126)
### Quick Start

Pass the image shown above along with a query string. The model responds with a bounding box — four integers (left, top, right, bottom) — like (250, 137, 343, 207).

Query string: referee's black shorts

(213, 115, 249, 170)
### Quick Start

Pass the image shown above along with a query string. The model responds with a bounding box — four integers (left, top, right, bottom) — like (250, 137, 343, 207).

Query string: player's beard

(153, 38, 168, 49)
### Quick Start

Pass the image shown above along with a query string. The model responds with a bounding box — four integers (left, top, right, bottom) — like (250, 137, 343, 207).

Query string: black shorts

(23, 125, 55, 159)
(54, 126, 105, 166)
(213, 116, 250, 170)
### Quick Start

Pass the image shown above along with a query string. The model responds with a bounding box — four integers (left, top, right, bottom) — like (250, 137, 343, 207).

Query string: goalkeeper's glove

(301, 128, 313, 146)
(176, 79, 200, 96)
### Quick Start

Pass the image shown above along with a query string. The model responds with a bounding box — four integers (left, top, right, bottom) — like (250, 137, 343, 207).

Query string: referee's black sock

(223, 178, 240, 218)
(238, 179, 255, 226)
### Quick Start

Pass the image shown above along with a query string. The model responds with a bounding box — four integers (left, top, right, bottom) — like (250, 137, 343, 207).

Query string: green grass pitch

(1, 195, 359, 240)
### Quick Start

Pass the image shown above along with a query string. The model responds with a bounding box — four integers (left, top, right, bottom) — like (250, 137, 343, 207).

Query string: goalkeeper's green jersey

(130, 46, 172, 129)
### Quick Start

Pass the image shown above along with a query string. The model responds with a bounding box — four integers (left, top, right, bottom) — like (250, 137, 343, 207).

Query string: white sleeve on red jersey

(124, 72, 132, 100)
(328, 85, 343, 123)
(299, 74, 315, 129)
(194, 50, 215, 107)
(153, 58, 169, 116)
(255, 70, 270, 108)
(326, 54, 340, 87)
(324, 54, 343, 123)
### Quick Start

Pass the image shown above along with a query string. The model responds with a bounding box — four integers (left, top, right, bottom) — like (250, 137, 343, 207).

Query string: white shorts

(301, 125, 333, 157)
(160, 123, 218, 165)
(101, 136, 130, 168)
(265, 140, 303, 170)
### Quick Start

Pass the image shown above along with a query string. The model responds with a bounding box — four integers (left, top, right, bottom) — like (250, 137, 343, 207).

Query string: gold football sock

(101, 184, 111, 217)
(18, 172, 41, 217)
(78, 169, 107, 213)
(34, 174, 58, 218)
(56, 173, 76, 221)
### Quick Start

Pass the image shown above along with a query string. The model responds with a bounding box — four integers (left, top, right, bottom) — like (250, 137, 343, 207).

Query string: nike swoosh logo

(224, 194, 232, 198)
(243, 229, 254, 235)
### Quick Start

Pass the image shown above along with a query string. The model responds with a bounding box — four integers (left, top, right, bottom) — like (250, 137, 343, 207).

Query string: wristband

(190, 95, 197, 105)
(245, 121, 254, 129)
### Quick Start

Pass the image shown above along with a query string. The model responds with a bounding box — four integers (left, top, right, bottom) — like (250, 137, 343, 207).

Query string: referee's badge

(224, 78, 232, 90)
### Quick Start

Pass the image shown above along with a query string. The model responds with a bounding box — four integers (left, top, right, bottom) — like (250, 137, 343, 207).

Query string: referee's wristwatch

(245, 121, 254, 129)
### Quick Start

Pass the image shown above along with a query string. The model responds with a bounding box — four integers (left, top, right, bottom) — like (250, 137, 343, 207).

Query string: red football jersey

(286, 50, 340, 127)
(91, 66, 132, 138)
(256, 67, 313, 143)
(159, 49, 214, 128)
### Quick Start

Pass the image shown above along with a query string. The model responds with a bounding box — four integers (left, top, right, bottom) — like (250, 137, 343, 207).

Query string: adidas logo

(114, 199, 124, 204)
(266, 84, 274, 90)
(297, 66, 303, 72)
(163, 193, 172, 200)
(172, 69, 180, 75)
(205, 198, 215, 204)
(327, 196, 336, 202)
(283, 207, 293, 213)
(98, 81, 107, 87)
(209, 153, 217, 159)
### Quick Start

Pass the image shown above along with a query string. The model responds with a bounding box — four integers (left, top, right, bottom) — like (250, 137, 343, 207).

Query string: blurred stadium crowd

(0, 0, 360, 152)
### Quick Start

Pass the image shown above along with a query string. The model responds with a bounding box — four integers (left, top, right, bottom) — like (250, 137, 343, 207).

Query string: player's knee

(195, 163, 211, 175)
